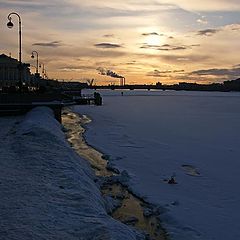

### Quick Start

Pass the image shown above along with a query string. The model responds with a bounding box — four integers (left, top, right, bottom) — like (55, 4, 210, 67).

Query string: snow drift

(0, 107, 143, 240)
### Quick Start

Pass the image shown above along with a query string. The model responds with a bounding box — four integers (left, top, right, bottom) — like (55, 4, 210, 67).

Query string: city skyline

(0, 0, 240, 85)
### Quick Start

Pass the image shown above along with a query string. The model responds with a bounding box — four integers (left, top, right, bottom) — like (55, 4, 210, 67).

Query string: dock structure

(0, 92, 63, 122)
(0, 90, 103, 122)
(63, 91, 103, 106)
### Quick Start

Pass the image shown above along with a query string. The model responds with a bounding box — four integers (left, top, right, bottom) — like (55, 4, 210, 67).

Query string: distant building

(0, 54, 31, 87)
(58, 81, 88, 90)
(223, 78, 240, 91)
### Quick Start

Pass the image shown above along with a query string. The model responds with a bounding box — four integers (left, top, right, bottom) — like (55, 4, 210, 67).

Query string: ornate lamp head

(7, 19, 14, 28)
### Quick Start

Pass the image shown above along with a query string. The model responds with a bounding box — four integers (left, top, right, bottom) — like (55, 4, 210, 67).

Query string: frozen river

(73, 90, 240, 240)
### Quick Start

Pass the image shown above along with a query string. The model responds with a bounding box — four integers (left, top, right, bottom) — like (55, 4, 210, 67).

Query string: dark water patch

(62, 111, 110, 177)
(62, 108, 169, 240)
(102, 182, 168, 240)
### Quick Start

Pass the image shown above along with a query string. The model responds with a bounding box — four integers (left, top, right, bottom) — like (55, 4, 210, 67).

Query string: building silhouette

(0, 54, 31, 87)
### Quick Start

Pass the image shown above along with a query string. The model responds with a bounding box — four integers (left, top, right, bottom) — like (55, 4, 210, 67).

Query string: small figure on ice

(168, 174, 177, 184)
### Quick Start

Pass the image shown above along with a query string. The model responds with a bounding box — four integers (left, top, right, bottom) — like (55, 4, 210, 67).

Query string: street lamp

(39, 63, 48, 79)
(7, 12, 22, 88)
(44, 69, 48, 79)
(31, 51, 39, 74)
(39, 63, 45, 78)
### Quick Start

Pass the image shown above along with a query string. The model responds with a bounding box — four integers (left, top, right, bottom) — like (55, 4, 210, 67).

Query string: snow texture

(73, 89, 240, 240)
(0, 107, 143, 240)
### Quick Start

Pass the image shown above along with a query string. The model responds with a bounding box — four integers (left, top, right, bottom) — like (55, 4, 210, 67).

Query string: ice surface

(0, 107, 143, 240)
(73, 89, 240, 240)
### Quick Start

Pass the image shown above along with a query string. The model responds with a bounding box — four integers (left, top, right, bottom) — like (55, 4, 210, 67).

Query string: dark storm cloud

(125, 60, 137, 65)
(146, 70, 167, 77)
(149, 67, 240, 82)
(140, 43, 199, 51)
(159, 45, 187, 51)
(140, 44, 159, 49)
(174, 74, 209, 82)
(176, 66, 240, 82)
(142, 32, 160, 36)
(191, 67, 240, 77)
(197, 28, 220, 36)
(32, 41, 62, 48)
(191, 44, 201, 47)
(94, 43, 123, 48)
(147, 69, 185, 77)
(103, 34, 115, 38)
(173, 70, 185, 73)
(58, 65, 96, 72)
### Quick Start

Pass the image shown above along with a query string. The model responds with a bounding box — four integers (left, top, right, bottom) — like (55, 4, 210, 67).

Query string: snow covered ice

(73, 89, 240, 240)
(0, 107, 143, 240)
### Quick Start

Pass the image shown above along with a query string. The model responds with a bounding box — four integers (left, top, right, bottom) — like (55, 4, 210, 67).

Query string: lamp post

(7, 12, 22, 88)
(39, 63, 45, 78)
(44, 69, 48, 79)
(31, 51, 39, 74)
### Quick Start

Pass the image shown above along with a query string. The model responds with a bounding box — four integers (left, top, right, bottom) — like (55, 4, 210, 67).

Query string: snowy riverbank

(0, 107, 143, 240)
(73, 89, 240, 240)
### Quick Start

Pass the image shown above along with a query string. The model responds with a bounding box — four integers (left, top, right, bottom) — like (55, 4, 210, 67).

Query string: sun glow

(146, 35, 161, 46)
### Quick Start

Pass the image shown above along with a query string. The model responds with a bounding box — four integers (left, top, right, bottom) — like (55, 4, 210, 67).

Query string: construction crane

(87, 78, 94, 86)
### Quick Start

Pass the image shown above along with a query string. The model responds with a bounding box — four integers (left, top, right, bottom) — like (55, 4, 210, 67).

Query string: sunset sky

(0, 0, 240, 85)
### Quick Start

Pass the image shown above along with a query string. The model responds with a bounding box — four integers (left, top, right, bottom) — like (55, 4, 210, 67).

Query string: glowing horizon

(0, 0, 239, 85)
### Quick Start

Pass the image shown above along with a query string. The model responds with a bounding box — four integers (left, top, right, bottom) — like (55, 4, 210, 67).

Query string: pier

(0, 92, 63, 122)
(63, 91, 103, 106)
(0, 90, 103, 123)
